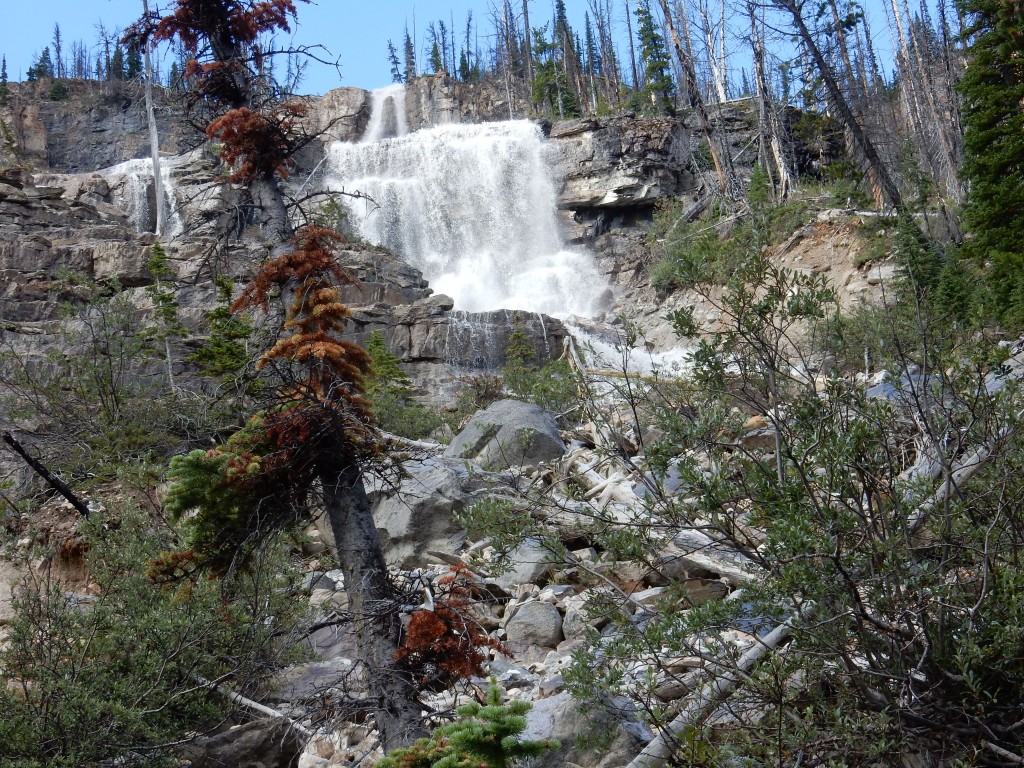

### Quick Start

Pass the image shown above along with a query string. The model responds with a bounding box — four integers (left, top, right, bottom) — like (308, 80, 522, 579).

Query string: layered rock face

(548, 116, 693, 211)
(0, 81, 189, 173)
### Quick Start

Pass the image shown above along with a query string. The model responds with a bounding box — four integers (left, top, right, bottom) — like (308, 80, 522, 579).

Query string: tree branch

(2, 432, 91, 517)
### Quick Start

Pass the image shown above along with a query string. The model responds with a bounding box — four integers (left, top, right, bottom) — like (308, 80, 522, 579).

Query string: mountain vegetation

(1, 0, 1023, 766)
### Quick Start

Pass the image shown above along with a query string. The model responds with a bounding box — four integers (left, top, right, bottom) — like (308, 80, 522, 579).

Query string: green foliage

(631, 0, 675, 116)
(500, 324, 580, 421)
(46, 80, 68, 101)
(187, 275, 255, 385)
(1, 55, 10, 106)
(365, 330, 444, 439)
(958, 0, 1024, 329)
(531, 23, 581, 119)
(377, 681, 559, 768)
(0, 503, 302, 767)
(0, 282, 224, 484)
(649, 166, 813, 291)
(567, 242, 1024, 765)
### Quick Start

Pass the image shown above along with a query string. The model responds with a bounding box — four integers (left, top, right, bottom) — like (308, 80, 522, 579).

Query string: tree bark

(777, 0, 907, 213)
(322, 465, 426, 751)
(656, 0, 736, 196)
(142, 0, 164, 237)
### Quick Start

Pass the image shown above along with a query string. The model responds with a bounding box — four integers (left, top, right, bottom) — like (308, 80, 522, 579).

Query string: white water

(324, 90, 609, 319)
(99, 158, 184, 236)
(361, 84, 409, 142)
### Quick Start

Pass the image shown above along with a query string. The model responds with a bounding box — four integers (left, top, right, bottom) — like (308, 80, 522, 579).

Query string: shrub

(0, 503, 304, 767)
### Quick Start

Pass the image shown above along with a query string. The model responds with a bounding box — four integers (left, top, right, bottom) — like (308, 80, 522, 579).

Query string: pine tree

(958, 0, 1024, 325)
(0, 56, 8, 105)
(109, 45, 126, 80)
(403, 27, 416, 82)
(126, 46, 143, 79)
(377, 682, 559, 768)
(634, 0, 675, 114)
(387, 39, 403, 83)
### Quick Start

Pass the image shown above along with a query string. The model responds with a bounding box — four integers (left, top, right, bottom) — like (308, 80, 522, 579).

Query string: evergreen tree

(958, 0, 1024, 326)
(28, 47, 55, 81)
(377, 682, 559, 768)
(126, 46, 143, 79)
(387, 39, 403, 83)
(634, 0, 675, 114)
(0, 56, 8, 105)
(109, 45, 126, 80)
(403, 27, 416, 82)
(168, 60, 180, 90)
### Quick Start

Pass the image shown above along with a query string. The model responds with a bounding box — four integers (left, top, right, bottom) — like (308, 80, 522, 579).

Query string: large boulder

(521, 691, 653, 768)
(444, 399, 566, 471)
(316, 456, 508, 569)
(505, 600, 564, 647)
(181, 717, 302, 768)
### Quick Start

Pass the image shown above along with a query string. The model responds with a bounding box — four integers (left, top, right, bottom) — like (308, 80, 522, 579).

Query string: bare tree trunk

(625, 0, 640, 90)
(523, 0, 533, 89)
(656, 0, 736, 196)
(778, 0, 906, 212)
(322, 466, 426, 751)
(697, 0, 728, 102)
(748, 2, 791, 199)
(142, 0, 164, 237)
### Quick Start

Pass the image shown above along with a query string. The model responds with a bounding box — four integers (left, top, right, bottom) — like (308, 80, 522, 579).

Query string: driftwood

(2, 432, 91, 518)
(625, 615, 798, 768)
(194, 674, 314, 739)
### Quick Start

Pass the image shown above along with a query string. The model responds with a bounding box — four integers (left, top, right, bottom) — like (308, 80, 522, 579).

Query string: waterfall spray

(326, 89, 609, 319)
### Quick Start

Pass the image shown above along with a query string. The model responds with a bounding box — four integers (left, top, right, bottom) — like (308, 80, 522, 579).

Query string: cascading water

(361, 84, 409, 142)
(324, 88, 609, 319)
(99, 158, 185, 237)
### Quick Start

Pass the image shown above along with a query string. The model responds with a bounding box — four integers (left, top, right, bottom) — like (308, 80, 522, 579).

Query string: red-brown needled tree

(136, 1, 429, 750)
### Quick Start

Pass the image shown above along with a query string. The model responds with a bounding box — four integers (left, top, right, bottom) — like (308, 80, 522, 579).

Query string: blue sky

(0, 1, 607, 95)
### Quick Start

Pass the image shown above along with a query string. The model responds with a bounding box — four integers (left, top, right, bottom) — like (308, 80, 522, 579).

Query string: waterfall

(325, 99, 609, 319)
(361, 84, 409, 142)
(99, 158, 184, 237)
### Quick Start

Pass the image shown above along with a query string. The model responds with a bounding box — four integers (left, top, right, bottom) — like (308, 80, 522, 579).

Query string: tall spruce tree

(958, 0, 1024, 325)
(634, 0, 675, 114)
(0, 56, 8, 105)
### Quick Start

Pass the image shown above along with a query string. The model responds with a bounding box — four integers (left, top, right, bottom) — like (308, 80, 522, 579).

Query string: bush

(0, 503, 305, 767)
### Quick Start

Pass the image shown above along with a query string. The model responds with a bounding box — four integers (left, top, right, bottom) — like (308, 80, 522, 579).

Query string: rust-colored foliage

(239, 224, 376, 469)
(153, 225, 375, 580)
(395, 568, 510, 691)
(206, 102, 307, 183)
(152, 0, 305, 50)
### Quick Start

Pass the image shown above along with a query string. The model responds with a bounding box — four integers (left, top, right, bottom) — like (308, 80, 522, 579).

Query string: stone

(341, 457, 504, 569)
(181, 717, 302, 768)
(505, 600, 564, 647)
(521, 691, 653, 768)
(444, 399, 566, 471)
(562, 588, 614, 638)
(491, 538, 555, 592)
(548, 116, 693, 210)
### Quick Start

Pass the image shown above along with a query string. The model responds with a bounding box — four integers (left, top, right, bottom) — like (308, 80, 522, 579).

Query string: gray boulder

(181, 717, 302, 768)
(444, 399, 566, 471)
(505, 600, 564, 647)
(314, 456, 507, 569)
(521, 691, 653, 768)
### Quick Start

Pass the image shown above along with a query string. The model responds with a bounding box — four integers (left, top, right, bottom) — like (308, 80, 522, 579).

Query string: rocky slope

(0, 76, 903, 768)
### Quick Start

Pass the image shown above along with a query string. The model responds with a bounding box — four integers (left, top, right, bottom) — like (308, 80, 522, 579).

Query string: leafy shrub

(365, 330, 444, 439)
(0, 503, 304, 767)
